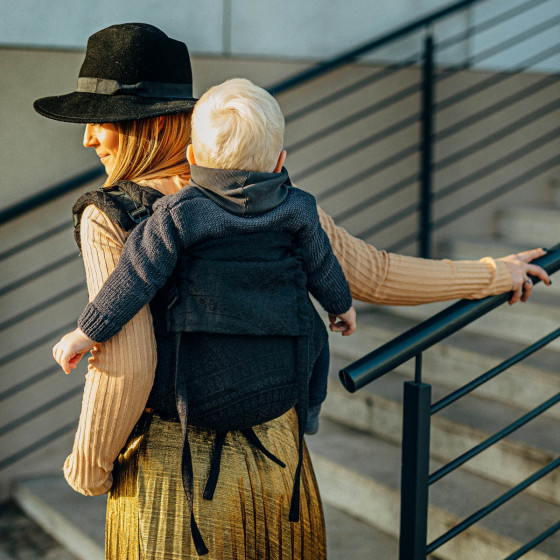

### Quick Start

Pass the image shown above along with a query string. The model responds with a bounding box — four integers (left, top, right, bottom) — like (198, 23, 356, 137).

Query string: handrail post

(399, 355, 431, 560)
(419, 33, 435, 258)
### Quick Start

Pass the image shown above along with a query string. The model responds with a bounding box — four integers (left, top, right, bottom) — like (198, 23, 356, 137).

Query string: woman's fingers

(525, 262, 551, 285)
(498, 248, 551, 304)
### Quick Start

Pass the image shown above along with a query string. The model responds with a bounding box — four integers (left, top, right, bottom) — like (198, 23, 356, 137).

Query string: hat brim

(33, 91, 197, 123)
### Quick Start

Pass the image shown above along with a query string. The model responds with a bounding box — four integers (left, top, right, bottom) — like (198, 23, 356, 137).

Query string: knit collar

(189, 165, 290, 215)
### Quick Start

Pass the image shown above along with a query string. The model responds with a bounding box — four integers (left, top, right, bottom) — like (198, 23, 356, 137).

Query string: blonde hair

(191, 78, 284, 172)
(103, 111, 192, 187)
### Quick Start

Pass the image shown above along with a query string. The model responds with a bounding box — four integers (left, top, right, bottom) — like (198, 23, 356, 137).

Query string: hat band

(76, 77, 193, 98)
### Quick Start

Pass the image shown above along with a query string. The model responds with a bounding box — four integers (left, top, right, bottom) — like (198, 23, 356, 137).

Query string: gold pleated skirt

(106, 409, 326, 560)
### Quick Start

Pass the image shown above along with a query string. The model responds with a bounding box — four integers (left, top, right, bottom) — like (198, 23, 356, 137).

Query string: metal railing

(0, 169, 96, 475)
(0, 2, 558, 553)
(341, 246, 560, 558)
(269, 0, 560, 257)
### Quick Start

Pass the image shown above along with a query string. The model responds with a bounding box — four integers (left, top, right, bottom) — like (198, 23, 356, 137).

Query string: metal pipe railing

(340, 246, 560, 392)
(267, 0, 483, 95)
(429, 392, 560, 484)
(426, 457, 560, 554)
(0, 166, 104, 225)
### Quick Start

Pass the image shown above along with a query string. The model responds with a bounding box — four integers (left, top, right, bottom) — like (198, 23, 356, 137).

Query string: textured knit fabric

(64, 175, 513, 498)
(106, 409, 326, 560)
(78, 166, 352, 343)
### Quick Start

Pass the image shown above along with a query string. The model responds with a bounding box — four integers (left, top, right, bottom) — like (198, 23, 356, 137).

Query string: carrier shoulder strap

(72, 180, 164, 250)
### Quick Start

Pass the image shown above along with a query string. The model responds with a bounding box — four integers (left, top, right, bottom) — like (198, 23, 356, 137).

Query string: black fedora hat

(34, 23, 197, 123)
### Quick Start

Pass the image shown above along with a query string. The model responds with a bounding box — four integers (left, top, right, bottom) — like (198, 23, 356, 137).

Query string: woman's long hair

(103, 111, 192, 187)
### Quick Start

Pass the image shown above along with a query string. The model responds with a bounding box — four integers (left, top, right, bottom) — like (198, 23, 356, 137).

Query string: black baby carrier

(73, 181, 327, 556)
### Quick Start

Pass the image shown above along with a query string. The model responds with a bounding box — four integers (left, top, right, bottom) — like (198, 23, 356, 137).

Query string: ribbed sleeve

(317, 207, 513, 305)
(63, 204, 157, 496)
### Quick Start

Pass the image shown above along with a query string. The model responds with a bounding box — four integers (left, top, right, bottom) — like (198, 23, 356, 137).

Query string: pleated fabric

(105, 408, 326, 560)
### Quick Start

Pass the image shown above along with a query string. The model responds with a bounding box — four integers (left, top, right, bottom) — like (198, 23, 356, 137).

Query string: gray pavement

(0, 500, 77, 560)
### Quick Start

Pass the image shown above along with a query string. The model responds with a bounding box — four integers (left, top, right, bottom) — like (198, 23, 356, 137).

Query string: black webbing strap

(241, 428, 287, 468)
(175, 332, 209, 556)
(203, 431, 227, 500)
(289, 333, 310, 522)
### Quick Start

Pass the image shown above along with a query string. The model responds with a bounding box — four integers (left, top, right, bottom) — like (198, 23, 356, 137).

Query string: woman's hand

(53, 328, 96, 374)
(329, 306, 357, 336)
(497, 248, 551, 304)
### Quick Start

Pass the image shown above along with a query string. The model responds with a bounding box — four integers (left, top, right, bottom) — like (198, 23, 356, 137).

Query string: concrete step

(307, 418, 560, 560)
(12, 476, 105, 560)
(329, 309, 560, 421)
(378, 286, 560, 351)
(12, 474, 396, 560)
(496, 206, 560, 248)
(326, 313, 560, 505)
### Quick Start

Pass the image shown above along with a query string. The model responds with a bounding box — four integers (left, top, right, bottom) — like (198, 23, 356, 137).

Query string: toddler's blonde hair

(191, 78, 284, 172)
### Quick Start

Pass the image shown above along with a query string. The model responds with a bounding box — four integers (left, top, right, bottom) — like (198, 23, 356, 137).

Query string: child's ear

(187, 144, 196, 165)
(273, 149, 287, 173)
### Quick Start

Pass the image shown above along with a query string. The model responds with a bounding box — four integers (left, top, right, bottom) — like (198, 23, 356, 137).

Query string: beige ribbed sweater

(63, 177, 512, 496)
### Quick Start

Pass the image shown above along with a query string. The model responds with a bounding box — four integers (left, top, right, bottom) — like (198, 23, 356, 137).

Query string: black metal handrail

(427, 457, 560, 554)
(340, 245, 560, 392)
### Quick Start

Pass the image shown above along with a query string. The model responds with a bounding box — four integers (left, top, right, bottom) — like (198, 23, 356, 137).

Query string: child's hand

(329, 306, 356, 336)
(53, 328, 96, 374)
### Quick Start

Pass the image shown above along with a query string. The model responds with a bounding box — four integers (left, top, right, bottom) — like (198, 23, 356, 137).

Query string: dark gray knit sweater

(78, 165, 352, 342)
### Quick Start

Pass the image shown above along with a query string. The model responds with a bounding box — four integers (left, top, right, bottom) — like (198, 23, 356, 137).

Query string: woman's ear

(273, 149, 287, 173)
(187, 144, 196, 165)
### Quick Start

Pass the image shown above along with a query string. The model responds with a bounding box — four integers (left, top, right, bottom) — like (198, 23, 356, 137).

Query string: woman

(34, 23, 549, 560)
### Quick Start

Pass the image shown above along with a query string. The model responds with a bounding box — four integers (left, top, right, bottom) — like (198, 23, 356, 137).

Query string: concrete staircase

(306, 200, 560, 559)
(7, 200, 560, 559)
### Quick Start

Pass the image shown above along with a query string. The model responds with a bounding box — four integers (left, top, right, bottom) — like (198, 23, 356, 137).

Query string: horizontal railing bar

(355, 200, 417, 240)
(504, 520, 560, 560)
(294, 115, 419, 182)
(433, 0, 552, 55)
(426, 456, 560, 554)
(0, 365, 60, 402)
(434, 99, 560, 172)
(358, 127, 559, 241)
(387, 231, 419, 253)
(435, 74, 559, 143)
(467, 13, 560, 67)
(388, 152, 560, 251)
(0, 221, 71, 261)
(0, 283, 84, 331)
(0, 166, 104, 225)
(0, 252, 79, 298)
(0, 421, 77, 472)
(0, 385, 83, 438)
(431, 328, 560, 414)
(0, 320, 77, 368)
(434, 126, 560, 203)
(429, 392, 560, 484)
(433, 153, 560, 230)
(435, 43, 560, 109)
(339, 246, 560, 392)
(325, 171, 417, 222)
(284, 57, 420, 124)
(316, 152, 418, 203)
(287, 82, 420, 153)
(266, 0, 482, 95)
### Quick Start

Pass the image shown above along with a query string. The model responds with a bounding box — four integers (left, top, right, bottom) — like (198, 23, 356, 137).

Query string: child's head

(189, 78, 285, 173)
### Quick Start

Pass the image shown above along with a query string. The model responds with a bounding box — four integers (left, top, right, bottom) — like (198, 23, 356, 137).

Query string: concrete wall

(2, 0, 559, 71)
